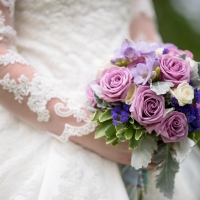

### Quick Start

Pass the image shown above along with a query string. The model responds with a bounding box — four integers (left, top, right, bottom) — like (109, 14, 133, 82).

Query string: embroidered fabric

(2, 1, 198, 200)
(0, 0, 97, 141)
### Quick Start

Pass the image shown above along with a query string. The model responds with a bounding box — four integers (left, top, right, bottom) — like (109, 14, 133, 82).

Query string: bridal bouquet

(86, 39, 200, 199)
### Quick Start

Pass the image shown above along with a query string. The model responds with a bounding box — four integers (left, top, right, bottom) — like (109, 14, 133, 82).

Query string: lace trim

(51, 121, 97, 143)
(0, 73, 67, 122)
(0, 72, 96, 139)
(0, 11, 16, 42)
(52, 144, 108, 200)
(0, 50, 28, 66)
(0, 0, 16, 17)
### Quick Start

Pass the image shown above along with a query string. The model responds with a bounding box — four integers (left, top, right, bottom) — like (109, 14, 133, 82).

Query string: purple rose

(160, 54, 190, 87)
(130, 85, 165, 132)
(155, 111, 188, 143)
(99, 67, 132, 102)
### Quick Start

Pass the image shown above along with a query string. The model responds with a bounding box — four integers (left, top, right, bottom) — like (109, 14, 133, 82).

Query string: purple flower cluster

(171, 97, 200, 131)
(194, 89, 200, 103)
(111, 103, 131, 126)
(111, 40, 157, 65)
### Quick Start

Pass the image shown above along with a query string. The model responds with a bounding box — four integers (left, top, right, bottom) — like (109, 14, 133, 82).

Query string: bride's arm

(0, 1, 137, 166)
(129, 0, 162, 42)
(0, 1, 98, 139)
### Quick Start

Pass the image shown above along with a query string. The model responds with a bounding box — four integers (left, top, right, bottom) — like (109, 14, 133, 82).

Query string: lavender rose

(160, 54, 190, 87)
(130, 85, 165, 133)
(155, 111, 188, 143)
(99, 66, 132, 102)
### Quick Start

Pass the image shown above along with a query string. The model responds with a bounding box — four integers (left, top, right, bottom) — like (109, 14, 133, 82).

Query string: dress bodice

(15, 0, 134, 103)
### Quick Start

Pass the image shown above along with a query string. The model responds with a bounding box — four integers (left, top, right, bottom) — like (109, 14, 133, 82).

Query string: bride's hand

(70, 132, 157, 170)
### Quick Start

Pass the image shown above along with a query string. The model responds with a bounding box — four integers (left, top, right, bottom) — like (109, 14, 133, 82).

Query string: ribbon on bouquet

(119, 165, 148, 200)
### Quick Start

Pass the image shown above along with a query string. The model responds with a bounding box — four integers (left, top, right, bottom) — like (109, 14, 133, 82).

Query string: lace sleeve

(0, 1, 97, 143)
(130, 0, 162, 42)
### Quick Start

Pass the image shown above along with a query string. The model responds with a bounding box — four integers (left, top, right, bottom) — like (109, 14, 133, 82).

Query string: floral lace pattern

(0, 11, 16, 42)
(0, 0, 16, 16)
(0, 49, 28, 66)
(52, 143, 108, 200)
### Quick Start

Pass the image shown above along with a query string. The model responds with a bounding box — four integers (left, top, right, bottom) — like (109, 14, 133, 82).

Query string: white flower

(170, 82, 194, 106)
(186, 57, 195, 68)
(155, 47, 164, 56)
(125, 83, 137, 105)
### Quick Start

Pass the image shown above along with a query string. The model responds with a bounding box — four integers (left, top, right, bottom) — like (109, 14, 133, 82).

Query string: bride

(0, 0, 200, 200)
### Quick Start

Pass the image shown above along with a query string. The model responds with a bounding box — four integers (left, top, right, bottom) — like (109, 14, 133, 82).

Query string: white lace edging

(0, 11, 16, 42)
(0, 0, 16, 17)
(48, 121, 97, 143)
(0, 50, 28, 66)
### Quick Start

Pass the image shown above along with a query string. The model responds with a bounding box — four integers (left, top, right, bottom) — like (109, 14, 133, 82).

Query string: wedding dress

(0, 0, 200, 200)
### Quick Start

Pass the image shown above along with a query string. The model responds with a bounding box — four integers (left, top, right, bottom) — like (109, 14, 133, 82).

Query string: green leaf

(135, 128, 145, 140)
(132, 121, 142, 129)
(153, 143, 179, 199)
(112, 139, 119, 146)
(105, 124, 116, 138)
(131, 136, 158, 169)
(124, 126, 134, 140)
(150, 81, 174, 95)
(95, 120, 112, 139)
(116, 127, 125, 136)
(129, 118, 134, 124)
(117, 132, 126, 142)
(115, 123, 124, 132)
(91, 110, 103, 121)
(99, 109, 112, 122)
(188, 130, 200, 143)
(106, 136, 118, 144)
(193, 130, 200, 142)
(174, 138, 195, 163)
(129, 133, 138, 149)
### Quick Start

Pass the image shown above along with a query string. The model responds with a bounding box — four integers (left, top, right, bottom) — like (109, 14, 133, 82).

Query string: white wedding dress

(0, 0, 200, 200)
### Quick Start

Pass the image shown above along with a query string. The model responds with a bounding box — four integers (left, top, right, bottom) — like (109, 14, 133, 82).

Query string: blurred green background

(152, 0, 200, 61)
(152, 0, 200, 147)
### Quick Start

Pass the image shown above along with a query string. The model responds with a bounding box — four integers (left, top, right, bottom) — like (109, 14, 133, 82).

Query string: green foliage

(153, 143, 179, 199)
(92, 109, 147, 149)
(95, 120, 112, 139)
(99, 109, 112, 122)
(114, 59, 130, 67)
(188, 130, 200, 143)
(124, 126, 134, 140)
(91, 110, 103, 121)
(131, 136, 158, 169)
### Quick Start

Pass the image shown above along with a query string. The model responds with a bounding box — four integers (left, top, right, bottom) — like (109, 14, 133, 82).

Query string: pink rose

(168, 48, 193, 59)
(155, 111, 188, 143)
(130, 85, 165, 133)
(99, 66, 132, 102)
(160, 54, 190, 87)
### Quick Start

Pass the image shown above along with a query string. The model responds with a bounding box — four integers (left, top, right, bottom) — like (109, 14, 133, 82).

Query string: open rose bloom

(86, 39, 200, 199)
